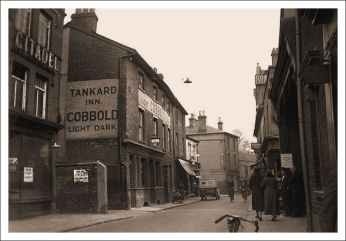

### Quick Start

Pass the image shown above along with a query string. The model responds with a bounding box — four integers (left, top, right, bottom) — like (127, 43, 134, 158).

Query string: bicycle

(215, 214, 259, 232)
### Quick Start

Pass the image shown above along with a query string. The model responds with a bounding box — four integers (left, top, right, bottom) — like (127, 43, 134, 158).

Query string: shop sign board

(66, 79, 119, 139)
(281, 153, 293, 168)
(74, 169, 89, 183)
(138, 90, 171, 127)
(24, 167, 33, 182)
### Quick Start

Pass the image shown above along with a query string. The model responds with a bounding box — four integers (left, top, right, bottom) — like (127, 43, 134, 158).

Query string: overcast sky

(64, 8, 280, 142)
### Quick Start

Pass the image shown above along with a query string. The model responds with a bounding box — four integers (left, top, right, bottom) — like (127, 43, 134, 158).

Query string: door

(107, 166, 123, 209)
(163, 167, 169, 203)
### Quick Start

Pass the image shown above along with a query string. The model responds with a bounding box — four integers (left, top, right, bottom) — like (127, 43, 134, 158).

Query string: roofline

(187, 132, 239, 139)
(186, 135, 200, 143)
(64, 22, 188, 115)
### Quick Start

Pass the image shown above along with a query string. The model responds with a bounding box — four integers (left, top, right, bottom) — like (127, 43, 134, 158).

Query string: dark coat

(261, 176, 279, 215)
(249, 172, 264, 211)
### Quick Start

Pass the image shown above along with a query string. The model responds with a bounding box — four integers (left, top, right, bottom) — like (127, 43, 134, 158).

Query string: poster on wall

(66, 79, 119, 139)
(24, 167, 33, 182)
(9, 157, 18, 172)
(281, 153, 293, 168)
(74, 169, 89, 183)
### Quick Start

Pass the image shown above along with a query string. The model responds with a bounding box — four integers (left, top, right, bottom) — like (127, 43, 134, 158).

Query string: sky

(64, 8, 280, 142)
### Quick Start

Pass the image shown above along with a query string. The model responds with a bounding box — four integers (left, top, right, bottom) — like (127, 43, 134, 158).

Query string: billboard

(66, 79, 119, 139)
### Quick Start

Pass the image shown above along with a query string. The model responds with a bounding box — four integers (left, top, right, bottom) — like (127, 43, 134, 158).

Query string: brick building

(8, 9, 66, 218)
(59, 9, 187, 210)
(186, 113, 239, 194)
(270, 9, 337, 231)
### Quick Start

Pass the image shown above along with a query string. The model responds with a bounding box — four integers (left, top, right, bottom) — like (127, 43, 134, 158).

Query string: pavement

(8, 197, 201, 232)
(8, 194, 307, 233)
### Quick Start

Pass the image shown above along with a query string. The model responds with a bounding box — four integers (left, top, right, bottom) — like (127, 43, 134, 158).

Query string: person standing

(281, 168, 293, 216)
(228, 177, 235, 201)
(261, 172, 279, 221)
(249, 168, 264, 221)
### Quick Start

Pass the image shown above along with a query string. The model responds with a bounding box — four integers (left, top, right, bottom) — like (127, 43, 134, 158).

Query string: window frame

(15, 9, 32, 35)
(37, 11, 51, 49)
(162, 123, 166, 150)
(153, 85, 158, 102)
(138, 73, 144, 90)
(138, 109, 144, 142)
(34, 75, 48, 119)
(11, 62, 28, 111)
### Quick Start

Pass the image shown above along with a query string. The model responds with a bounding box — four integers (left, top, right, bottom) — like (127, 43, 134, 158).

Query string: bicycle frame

(215, 215, 259, 232)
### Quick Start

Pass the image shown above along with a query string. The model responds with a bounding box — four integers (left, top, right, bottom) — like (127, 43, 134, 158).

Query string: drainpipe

(295, 9, 312, 231)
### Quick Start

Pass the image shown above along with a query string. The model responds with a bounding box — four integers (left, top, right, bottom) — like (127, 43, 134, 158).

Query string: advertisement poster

(74, 169, 89, 183)
(24, 167, 33, 182)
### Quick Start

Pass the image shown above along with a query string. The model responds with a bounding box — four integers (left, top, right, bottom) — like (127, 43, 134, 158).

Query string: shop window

(11, 62, 27, 111)
(138, 109, 144, 142)
(21, 135, 51, 200)
(34, 75, 48, 119)
(37, 11, 51, 49)
(138, 73, 144, 90)
(16, 9, 31, 35)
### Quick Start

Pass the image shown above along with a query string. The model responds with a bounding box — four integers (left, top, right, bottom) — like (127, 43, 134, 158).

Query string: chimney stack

(198, 111, 207, 133)
(271, 48, 279, 66)
(189, 113, 198, 127)
(217, 117, 223, 131)
(70, 8, 98, 33)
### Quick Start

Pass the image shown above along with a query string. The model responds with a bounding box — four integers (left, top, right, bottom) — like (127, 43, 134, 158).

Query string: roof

(186, 124, 239, 139)
(64, 22, 188, 115)
(238, 150, 256, 162)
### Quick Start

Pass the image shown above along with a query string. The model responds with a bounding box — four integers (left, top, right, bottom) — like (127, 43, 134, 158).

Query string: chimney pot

(70, 8, 98, 33)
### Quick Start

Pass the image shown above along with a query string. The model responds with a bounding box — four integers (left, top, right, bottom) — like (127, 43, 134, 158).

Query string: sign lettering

(281, 153, 293, 168)
(24, 167, 33, 182)
(74, 169, 89, 183)
(66, 79, 119, 139)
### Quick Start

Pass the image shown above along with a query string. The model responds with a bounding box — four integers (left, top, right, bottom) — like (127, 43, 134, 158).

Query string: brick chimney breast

(198, 111, 207, 133)
(71, 8, 98, 33)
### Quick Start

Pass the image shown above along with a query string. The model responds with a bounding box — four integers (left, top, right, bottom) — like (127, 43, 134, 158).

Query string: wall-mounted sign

(74, 169, 89, 183)
(251, 143, 262, 150)
(138, 90, 171, 127)
(24, 167, 33, 182)
(9, 157, 18, 172)
(255, 74, 267, 85)
(66, 79, 119, 139)
(15, 30, 59, 72)
(281, 153, 293, 168)
(151, 137, 160, 144)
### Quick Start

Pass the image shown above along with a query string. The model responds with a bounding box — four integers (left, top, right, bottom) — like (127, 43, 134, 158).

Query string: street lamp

(183, 77, 192, 84)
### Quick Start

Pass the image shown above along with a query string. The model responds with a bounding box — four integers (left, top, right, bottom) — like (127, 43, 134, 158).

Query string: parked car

(199, 179, 220, 200)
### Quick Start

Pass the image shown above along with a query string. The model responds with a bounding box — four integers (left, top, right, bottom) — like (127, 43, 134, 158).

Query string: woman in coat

(261, 172, 279, 221)
(249, 168, 264, 221)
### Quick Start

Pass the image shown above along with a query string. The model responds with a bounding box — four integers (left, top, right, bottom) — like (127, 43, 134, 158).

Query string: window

(168, 129, 171, 152)
(11, 62, 27, 111)
(175, 133, 179, 154)
(153, 86, 158, 101)
(138, 73, 144, 90)
(153, 118, 158, 147)
(162, 124, 166, 150)
(16, 9, 31, 35)
(34, 75, 47, 119)
(233, 154, 237, 170)
(162, 94, 165, 107)
(138, 109, 144, 141)
(37, 12, 51, 49)
(233, 139, 236, 151)
(188, 143, 192, 159)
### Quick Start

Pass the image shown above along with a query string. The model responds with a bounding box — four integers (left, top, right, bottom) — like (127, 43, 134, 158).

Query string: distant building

(8, 8, 66, 219)
(60, 9, 187, 210)
(186, 113, 239, 193)
(238, 151, 256, 185)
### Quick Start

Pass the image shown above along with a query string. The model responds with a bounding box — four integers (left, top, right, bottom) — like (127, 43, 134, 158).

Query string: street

(71, 195, 255, 232)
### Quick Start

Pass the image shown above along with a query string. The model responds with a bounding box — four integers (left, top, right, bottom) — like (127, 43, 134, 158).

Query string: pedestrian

(281, 168, 293, 216)
(228, 177, 235, 201)
(261, 171, 279, 221)
(249, 168, 264, 221)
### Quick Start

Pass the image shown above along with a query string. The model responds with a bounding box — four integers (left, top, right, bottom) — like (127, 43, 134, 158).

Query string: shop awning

(178, 159, 196, 176)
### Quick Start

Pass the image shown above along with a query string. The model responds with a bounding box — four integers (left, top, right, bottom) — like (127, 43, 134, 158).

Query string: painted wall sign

(24, 167, 33, 182)
(66, 79, 119, 139)
(15, 30, 59, 72)
(138, 90, 171, 127)
(74, 169, 89, 183)
(281, 153, 293, 168)
(9, 157, 18, 172)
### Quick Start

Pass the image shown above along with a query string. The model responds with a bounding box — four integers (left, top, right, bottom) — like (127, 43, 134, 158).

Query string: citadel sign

(66, 79, 119, 139)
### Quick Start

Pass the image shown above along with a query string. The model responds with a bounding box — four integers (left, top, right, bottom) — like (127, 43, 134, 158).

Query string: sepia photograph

(1, 1, 345, 240)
